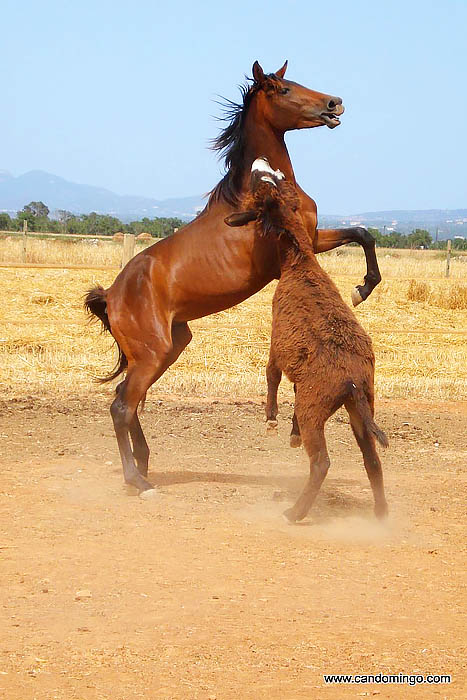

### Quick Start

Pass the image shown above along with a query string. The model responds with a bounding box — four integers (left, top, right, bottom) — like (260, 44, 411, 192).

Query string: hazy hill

(0, 170, 205, 221)
(0, 169, 465, 237)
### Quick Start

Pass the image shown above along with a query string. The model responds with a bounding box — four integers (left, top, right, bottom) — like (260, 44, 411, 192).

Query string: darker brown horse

(85, 61, 382, 496)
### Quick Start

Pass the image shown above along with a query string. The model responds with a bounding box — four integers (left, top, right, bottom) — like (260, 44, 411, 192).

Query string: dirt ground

(0, 394, 465, 699)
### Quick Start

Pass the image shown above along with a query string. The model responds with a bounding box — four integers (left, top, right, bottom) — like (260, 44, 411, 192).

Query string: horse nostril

(327, 97, 342, 110)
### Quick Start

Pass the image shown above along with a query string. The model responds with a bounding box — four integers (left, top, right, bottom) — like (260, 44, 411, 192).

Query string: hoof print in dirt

(272, 490, 288, 502)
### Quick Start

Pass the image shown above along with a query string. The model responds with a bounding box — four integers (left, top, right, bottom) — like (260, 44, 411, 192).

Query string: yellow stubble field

(1, 241, 466, 402)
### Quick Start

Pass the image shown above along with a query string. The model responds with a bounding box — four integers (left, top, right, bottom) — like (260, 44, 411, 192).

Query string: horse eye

(279, 88, 290, 95)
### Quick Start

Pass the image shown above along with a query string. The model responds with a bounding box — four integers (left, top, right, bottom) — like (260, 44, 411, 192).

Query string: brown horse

(225, 159, 388, 522)
(85, 61, 382, 496)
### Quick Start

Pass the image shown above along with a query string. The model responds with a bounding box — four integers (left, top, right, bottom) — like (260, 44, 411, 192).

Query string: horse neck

(279, 233, 320, 277)
(240, 107, 295, 190)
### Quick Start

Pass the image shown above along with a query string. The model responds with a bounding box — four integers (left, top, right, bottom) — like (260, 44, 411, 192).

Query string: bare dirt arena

(1, 393, 465, 699)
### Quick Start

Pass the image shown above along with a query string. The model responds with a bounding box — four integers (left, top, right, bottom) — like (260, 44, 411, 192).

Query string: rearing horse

(85, 60, 382, 497)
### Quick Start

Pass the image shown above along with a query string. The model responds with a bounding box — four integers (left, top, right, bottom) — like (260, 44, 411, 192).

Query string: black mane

(207, 75, 280, 208)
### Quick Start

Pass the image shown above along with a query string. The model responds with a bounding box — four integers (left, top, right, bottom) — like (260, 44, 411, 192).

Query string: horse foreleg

(314, 227, 381, 306)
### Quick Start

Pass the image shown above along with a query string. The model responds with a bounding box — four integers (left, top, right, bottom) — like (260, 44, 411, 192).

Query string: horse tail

(349, 382, 389, 448)
(84, 285, 128, 383)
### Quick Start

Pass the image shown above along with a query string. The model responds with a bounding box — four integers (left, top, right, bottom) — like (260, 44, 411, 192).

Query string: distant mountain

(0, 170, 465, 237)
(319, 209, 467, 239)
(0, 170, 205, 221)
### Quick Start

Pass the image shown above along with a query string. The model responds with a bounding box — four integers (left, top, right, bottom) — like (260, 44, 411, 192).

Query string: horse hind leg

(289, 385, 302, 448)
(115, 381, 149, 476)
(284, 419, 330, 523)
(345, 398, 388, 519)
(265, 354, 281, 432)
(111, 322, 192, 496)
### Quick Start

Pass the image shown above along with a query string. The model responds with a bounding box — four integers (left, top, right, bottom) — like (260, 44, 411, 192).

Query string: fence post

(445, 239, 451, 278)
(22, 220, 28, 262)
(121, 233, 135, 268)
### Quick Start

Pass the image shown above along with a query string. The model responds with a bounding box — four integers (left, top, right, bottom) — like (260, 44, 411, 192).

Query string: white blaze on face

(251, 157, 285, 182)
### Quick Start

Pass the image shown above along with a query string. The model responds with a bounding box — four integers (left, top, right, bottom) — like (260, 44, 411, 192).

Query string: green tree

(367, 227, 384, 246)
(407, 229, 432, 249)
(17, 210, 37, 231)
(452, 237, 467, 251)
(431, 240, 447, 250)
(126, 216, 185, 238)
(380, 231, 407, 248)
(0, 212, 11, 230)
(79, 213, 123, 236)
(23, 201, 50, 218)
(56, 210, 74, 233)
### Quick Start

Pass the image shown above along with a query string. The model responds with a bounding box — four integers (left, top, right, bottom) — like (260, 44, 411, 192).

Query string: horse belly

(168, 229, 278, 321)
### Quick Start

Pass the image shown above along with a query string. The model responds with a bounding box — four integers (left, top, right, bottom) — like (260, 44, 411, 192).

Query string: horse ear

(275, 60, 288, 79)
(252, 61, 265, 84)
(224, 210, 257, 227)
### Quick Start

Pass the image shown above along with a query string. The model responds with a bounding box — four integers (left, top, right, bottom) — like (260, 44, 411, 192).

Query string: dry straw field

(1, 238, 466, 401)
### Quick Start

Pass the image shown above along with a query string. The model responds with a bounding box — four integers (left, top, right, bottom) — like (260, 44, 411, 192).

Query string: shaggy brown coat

(226, 171, 388, 522)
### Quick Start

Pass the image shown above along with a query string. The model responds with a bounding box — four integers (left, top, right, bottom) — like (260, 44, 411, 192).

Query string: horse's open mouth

(320, 113, 341, 128)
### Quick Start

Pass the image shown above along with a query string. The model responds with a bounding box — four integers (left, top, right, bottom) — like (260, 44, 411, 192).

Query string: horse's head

(250, 60, 344, 131)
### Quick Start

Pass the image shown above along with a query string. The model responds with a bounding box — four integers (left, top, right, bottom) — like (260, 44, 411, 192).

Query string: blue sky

(2, 0, 466, 213)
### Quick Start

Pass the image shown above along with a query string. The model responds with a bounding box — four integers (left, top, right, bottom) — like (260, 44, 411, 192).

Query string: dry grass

(320, 245, 466, 280)
(407, 279, 467, 309)
(1, 246, 466, 401)
(1, 235, 466, 279)
(0, 236, 154, 267)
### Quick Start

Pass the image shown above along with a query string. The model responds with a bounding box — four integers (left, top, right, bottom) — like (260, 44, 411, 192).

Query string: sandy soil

(0, 395, 465, 699)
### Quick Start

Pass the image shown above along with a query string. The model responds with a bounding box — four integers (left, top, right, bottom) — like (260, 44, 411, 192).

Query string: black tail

(350, 383, 389, 448)
(84, 285, 128, 383)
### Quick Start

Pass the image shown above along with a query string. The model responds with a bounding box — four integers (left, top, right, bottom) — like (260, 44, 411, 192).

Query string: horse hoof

(139, 488, 159, 500)
(289, 434, 302, 448)
(351, 287, 364, 307)
(266, 419, 278, 432)
(283, 507, 297, 523)
(122, 483, 139, 496)
(375, 502, 389, 520)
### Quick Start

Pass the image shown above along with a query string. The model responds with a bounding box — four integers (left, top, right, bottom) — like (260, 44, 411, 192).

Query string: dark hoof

(289, 433, 302, 448)
(266, 419, 278, 433)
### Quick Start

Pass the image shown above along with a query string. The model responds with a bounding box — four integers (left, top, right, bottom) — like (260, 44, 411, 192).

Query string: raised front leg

(314, 227, 382, 306)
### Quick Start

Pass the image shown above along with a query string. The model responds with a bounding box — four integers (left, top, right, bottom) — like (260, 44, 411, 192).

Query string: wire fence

(1, 230, 465, 336)
(0, 228, 458, 276)
(0, 229, 159, 269)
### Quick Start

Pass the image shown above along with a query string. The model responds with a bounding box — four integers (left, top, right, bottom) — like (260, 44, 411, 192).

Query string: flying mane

(207, 73, 281, 208)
